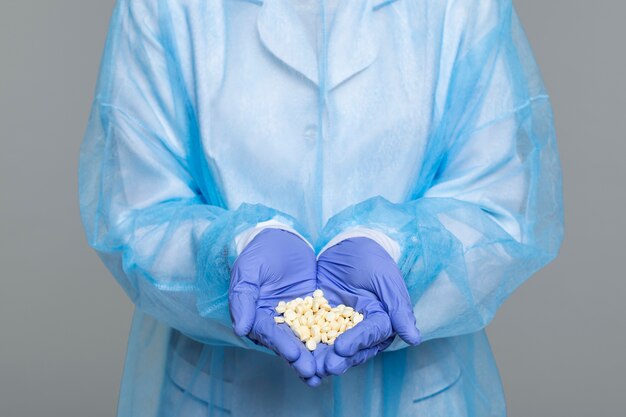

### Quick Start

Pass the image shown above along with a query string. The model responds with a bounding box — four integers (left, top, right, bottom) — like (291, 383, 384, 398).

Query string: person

(78, 0, 564, 416)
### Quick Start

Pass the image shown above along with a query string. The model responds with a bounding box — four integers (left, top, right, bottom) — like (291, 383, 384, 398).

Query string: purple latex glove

(315, 236, 421, 376)
(229, 228, 317, 380)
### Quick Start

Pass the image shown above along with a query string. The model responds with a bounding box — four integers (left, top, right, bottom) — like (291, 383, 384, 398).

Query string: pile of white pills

(274, 289, 364, 351)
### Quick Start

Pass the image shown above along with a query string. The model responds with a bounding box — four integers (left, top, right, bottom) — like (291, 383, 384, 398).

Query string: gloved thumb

(229, 282, 259, 336)
(388, 304, 421, 346)
(380, 278, 421, 346)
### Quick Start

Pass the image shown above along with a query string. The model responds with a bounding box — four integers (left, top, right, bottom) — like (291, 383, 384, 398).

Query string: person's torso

(153, 1, 505, 416)
(168, 0, 446, 241)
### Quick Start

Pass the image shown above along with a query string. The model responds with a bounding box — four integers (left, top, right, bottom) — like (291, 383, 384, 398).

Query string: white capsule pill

(306, 339, 317, 351)
(292, 327, 302, 339)
(299, 326, 311, 341)
(313, 289, 324, 298)
(274, 316, 285, 324)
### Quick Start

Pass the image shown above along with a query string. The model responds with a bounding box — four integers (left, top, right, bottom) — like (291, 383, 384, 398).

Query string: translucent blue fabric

(78, 0, 564, 416)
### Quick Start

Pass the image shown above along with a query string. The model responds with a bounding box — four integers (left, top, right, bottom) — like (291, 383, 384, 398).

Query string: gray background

(1, 1, 624, 416)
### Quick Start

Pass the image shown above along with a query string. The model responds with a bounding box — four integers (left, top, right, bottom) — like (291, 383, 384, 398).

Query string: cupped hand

(314, 236, 421, 377)
(229, 228, 318, 380)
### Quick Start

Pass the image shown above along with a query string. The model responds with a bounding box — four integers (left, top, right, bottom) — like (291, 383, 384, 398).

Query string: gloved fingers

(250, 313, 302, 362)
(288, 345, 317, 379)
(316, 334, 392, 377)
(250, 313, 317, 379)
(312, 343, 334, 378)
(324, 344, 380, 376)
(333, 312, 392, 357)
(300, 375, 323, 388)
(229, 283, 259, 337)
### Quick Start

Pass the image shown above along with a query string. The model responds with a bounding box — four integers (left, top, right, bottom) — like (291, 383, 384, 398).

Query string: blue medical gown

(78, 0, 564, 416)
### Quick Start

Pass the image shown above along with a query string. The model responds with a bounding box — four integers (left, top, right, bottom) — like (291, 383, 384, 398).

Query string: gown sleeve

(78, 0, 310, 347)
(317, 0, 564, 346)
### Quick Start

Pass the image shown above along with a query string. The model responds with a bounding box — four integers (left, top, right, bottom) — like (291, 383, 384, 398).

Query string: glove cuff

(316, 226, 402, 263)
(234, 218, 315, 255)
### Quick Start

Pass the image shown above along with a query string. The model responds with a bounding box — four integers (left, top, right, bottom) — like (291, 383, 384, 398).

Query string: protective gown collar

(255, 0, 397, 90)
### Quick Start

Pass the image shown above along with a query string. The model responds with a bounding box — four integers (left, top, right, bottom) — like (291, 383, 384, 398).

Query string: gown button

(304, 124, 318, 142)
